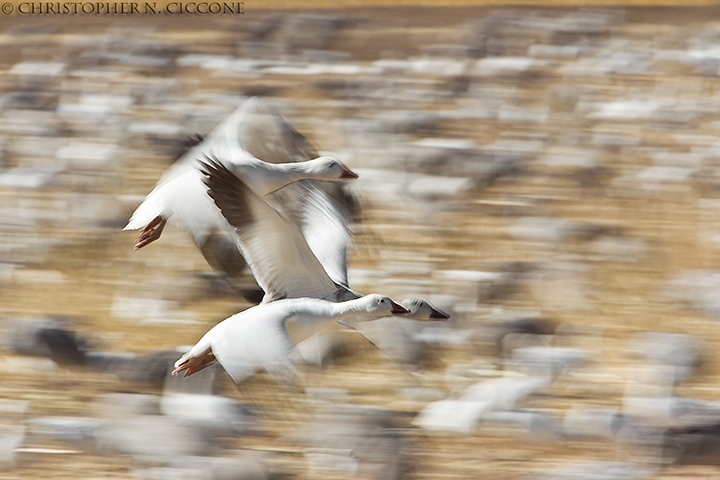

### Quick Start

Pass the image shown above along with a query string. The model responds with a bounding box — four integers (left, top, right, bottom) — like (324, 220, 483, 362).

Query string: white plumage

(172, 295, 409, 385)
(124, 97, 358, 302)
(199, 157, 449, 320)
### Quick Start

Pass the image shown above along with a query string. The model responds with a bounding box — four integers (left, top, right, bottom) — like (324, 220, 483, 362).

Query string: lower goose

(172, 295, 409, 385)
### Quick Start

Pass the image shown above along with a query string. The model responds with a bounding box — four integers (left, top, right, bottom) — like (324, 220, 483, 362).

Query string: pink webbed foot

(134, 215, 167, 250)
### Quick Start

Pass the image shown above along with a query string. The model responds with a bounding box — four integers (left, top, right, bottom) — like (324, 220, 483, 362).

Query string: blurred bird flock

(4, 4, 720, 480)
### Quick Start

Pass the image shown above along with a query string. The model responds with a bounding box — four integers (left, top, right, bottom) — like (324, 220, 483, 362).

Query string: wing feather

(299, 183, 351, 287)
(198, 157, 339, 302)
(236, 96, 318, 164)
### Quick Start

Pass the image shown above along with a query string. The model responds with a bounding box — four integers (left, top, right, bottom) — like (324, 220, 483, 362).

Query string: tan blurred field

(0, 3, 720, 480)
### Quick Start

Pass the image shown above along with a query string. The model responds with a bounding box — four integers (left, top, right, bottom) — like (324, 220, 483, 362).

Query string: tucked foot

(134, 215, 166, 250)
(172, 347, 216, 378)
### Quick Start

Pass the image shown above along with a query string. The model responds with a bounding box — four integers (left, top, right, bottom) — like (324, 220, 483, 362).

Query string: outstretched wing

(235, 96, 318, 164)
(299, 183, 352, 287)
(198, 157, 339, 302)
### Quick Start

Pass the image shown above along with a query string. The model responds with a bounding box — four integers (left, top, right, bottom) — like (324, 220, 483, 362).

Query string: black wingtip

(197, 154, 224, 180)
(197, 154, 235, 196)
(429, 308, 451, 320)
(196, 154, 254, 229)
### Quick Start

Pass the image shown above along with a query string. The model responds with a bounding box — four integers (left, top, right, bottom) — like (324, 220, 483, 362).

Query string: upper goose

(199, 158, 449, 320)
(124, 153, 357, 249)
(172, 294, 409, 385)
(124, 97, 359, 301)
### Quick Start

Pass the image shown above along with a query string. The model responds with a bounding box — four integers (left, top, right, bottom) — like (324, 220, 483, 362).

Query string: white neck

(230, 158, 301, 196)
(233, 156, 332, 196)
(281, 297, 375, 338)
(285, 297, 371, 320)
(327, 297, 375, 317)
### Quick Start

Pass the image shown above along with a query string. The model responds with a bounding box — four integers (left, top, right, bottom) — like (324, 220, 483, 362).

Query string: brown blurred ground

(1, 4, 720, 480)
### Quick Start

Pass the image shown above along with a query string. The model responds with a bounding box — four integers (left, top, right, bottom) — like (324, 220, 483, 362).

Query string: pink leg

(134, 215, 167, 250)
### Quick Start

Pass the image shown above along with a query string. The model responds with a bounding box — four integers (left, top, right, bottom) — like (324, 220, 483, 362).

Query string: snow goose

(124, 97, 359, 302)
(199, 157, 449, 320)
(199, 156, 357, 303)
(295, 297, 450, 366)
(124, 153, 357, 249)
(172, 295, 409, 385)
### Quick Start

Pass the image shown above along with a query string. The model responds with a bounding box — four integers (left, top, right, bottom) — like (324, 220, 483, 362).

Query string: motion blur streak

(0, 5, 719, 480)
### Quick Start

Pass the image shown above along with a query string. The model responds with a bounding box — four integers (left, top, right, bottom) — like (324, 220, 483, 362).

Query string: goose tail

(124, 193, 165, 231)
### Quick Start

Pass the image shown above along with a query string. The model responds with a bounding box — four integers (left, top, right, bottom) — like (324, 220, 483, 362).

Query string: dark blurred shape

(86, 350, 179, 387)
(4, 316, 87, 361)
(281, 14, 347, 52)
(503, 317, 556, 336)
(2, 316, 178, 388)
(666, 421, 720, 466)
(1, 91, 59, 111)
(35, 327, 86, 366)
(239, 83, 285, 98)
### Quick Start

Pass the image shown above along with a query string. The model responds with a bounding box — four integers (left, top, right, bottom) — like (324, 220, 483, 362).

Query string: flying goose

(124, 97, 359, 301)
(172, 295, 410, 385)
(198, 157, 449, 320)
(124, 153, 357, 249)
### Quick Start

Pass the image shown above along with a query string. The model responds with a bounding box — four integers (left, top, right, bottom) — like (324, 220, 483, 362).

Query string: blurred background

(2, 3, 720, 479)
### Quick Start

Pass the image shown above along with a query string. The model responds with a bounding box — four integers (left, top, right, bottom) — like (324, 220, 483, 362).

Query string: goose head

(400, 298, 451, 320)
(304, 156, 358, 181)
(360, 294, 410, 315)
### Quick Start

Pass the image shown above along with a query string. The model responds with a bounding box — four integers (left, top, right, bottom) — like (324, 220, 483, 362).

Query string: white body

(175, 295, 406, 385)
(125, 153, 350, 247)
